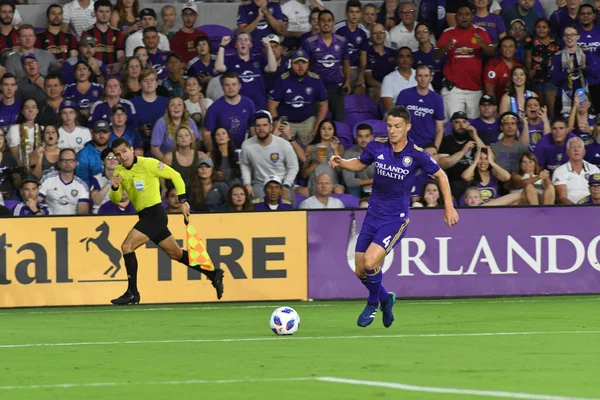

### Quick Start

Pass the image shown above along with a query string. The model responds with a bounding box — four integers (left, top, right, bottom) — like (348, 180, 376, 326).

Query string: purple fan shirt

(412, 47, 445, 91)
(89, 98, 137, 129)
(534, 132, 576, 173)
(187, 55, 219, 79)
(0, 100, 21, 132)
(263, 57, 290, 95)
(148, 50, 169, 80)
(304, 33, 349, 89)
(527, 119, 546, 152)
(224, 53, 268, 109)
(395, 87, 444, 147)
(268, 71, 327, 123)
(237, 0, 284, 54)
(150, 117, 201, 155)
(332, 21, 369, 68)
(358, 137, 440, 220)
(204, 96, 256, 149)
(585, 141, 600, 166)
(63, 83, 104, 111)
(577, 26, 600, 85)
(473, 13, 506, 44)
(469, 117, 500, 146)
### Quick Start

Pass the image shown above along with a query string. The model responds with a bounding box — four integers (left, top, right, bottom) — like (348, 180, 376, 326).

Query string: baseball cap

(264, 175, 282, 187)
(266, 34, 280, 44)
(111, 104, 127, 115)
(510, 18, 526, 27)
(182, 2, 198, 14)
(140, 8, 157, 19)
(59, 100, 77, 110)
(93, 120, 110, 133)
(80, 35, 96, 46)
(197, 157, 214, 168)
(253, 110, 273, 124)
(589, 173, 600, 185)
(479, 94, 497, 106)
(291, 49, 309, 63)
(20, 53, 36, 64)
(21, 174, 39, 188)
(450, 111, 469, 122)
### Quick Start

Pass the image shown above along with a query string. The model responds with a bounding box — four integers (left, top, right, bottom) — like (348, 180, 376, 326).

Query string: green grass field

(1, 296, 599, 400)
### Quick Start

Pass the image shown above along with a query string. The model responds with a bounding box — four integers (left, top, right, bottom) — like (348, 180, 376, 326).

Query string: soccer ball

(270, 307, 300, 335)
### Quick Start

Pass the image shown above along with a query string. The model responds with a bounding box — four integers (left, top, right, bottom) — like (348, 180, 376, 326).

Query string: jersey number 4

(382, 235, 392, 249)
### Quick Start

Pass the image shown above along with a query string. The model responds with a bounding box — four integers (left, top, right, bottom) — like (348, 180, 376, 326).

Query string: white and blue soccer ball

(270, 307, 300, 335)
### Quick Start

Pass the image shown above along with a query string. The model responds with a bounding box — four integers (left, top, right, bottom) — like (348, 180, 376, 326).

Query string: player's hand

(444, 206, 459, 228)
(220, 36, 232, 47)
(329, 155, 342, 168)
(110, 174, 122, 189)
(181, 201, 191, 222)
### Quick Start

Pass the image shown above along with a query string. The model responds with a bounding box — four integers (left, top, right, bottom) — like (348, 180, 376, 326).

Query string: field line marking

(1, 330, 599, 349)
(317, 377, 600, 400)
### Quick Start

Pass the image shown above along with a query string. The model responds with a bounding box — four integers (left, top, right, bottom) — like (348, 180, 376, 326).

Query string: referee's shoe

(111, 291, 140, 306)
(206, 269, 224, 299)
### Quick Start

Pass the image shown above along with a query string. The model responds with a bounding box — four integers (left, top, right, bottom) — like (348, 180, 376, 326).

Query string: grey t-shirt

(342, 145, 375, 188)
(491, 140, 528, 174)
(191, 182, 228, 212)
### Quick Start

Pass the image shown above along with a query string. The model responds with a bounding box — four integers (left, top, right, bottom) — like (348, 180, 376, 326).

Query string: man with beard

(491, 112, 529, 174)
(0, 0, 19, 58)
(268, 49, 328, 146)
(240, 110, 299, 201)
(61, 36, 106, 86)
(76, 119, 111, 186)
(203, 72, 256, 151)
(125, 8, 170, 57)
(35, 4, 79, 62)
(81, 0, 124, 75)
(438, 111, 486, 199)
(342, 123, 374, 198)
(6, 25, 58, 80)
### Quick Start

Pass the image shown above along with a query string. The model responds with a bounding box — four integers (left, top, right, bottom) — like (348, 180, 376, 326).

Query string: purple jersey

(332, 21, 369, 68)
(527, 119, 545, 152)
(412, 47, 445, 91)
(534, 132, 576, 173)
(264, 57, 290, 95)
(477, 174, 499, 202)
(418, 0, 447, 38)
(204, 96, 256, 149)
(268, 71, 327, 123)
(62, 83, 104, 111)
(110, 128, 143, 149)
(98, 201, 136, 214)
(358, 137, 440, 220)
(366, 45, 396, 83)
(148, 50, 169, 80)
(237, 0, 284, 54)
(469, 117, 499, 146)
(473, 13, 506, 44)
(395, 87, 444, 147)
(253, 197, 293, 210)
(585, 141, 600, 166)
(0, 100, 21, 132)
(550, 6, 576, 37)
(130, 96, 168, 129)
(12, 202, 50, 216)
(187, 55, 219, 79)
(501, 0, 546, 17)
(89, 98, 137, 129)
(304, 33, 349, 89)
(577, 27, 600, 85)
(224, 53, 268, 109)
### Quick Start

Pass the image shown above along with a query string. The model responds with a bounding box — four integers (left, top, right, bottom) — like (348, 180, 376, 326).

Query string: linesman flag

(186, 223, 215, 271)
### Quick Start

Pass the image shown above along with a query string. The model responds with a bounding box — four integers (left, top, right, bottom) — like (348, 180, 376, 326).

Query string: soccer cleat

(357, 302, 378, 327)
(381, 292, 396, 328)
(111, 291, 140, 306)
(205, 269, 224, 300)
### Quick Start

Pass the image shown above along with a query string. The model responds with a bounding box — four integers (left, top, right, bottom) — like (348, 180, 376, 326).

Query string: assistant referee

(109, 137, 224, 305)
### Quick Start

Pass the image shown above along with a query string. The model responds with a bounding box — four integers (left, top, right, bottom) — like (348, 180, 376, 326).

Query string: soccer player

(108, 137, 224, 305)
(329, 106, 459, 327)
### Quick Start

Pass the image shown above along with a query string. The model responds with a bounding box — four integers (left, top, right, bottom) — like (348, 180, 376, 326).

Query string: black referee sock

(123, 252, 138, 294)
(180, 250, 214, 278)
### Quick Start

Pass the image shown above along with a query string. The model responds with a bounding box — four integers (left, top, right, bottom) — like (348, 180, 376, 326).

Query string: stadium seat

(344, 95, 380, 129)
(197, 25, 235, 55)
(334, 121, 354, 146)
(3, 200, 19, 211)
(331, 193, 360, 208)
(354, 119, 387, 137)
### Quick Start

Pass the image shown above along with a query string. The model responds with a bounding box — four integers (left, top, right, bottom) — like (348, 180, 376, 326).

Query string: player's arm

(330, 156, 368, 172)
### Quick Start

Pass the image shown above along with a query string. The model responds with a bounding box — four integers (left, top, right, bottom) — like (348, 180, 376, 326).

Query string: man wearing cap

(61, 0, 96, 38)
(438, 111, 486, 198)
(577, 173, 600, 204)
(169, 2, 207, 64)
(550, 0, 580, 37)
(268, 48, 328, 145)
(395, 64, 444, 148)
(552, 136, 600, 204)
(15, 53, 48, 106)
(76, 119, 111, 186)
(237, 0, 285, 55)
(109, 104, 144, 154)
(57, 99, 92, 153)
(434, 5, 494, 120)
(6, 25, 58, 81)
(333, 0, 369, 96)
(252, 175, 294, 210)
(241, 110, 299, 201)
(490, 111, 529, 174)
(81, 0, 124, 74)
(35, 4, 79, 62)
(501, 0, 542, 35)
(263, 34, 291, 94)
(470, 94, 500, 146)
(125, 8, 171, 57)
(61, 35, 106, 86)
(216, 32, 277, 110)
(13, 175, 52, 216)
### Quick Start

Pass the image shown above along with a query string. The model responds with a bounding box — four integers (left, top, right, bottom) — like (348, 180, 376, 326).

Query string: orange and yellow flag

(186, 223, 215, 271)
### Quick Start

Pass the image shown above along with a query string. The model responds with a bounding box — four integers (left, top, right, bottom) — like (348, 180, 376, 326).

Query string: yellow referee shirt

(109, 157, 186, 212)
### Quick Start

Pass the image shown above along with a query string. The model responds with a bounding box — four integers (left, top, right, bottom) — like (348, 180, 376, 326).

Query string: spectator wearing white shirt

(299, 173, 345, 209)
(282, 0, 324, 36)
(125, 8, 170, 57)
(39, 148, 90, 215)
(386, 2, 435, 51)
(57, 100, 92, 153)
(552, 137, 600, 204)
(381, 46, 417, 111)
(61, 0, 96, 38)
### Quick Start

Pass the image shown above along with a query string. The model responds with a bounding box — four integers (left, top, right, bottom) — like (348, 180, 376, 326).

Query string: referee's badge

(71, 189, 79, 197)
(135, 179, 144, 191)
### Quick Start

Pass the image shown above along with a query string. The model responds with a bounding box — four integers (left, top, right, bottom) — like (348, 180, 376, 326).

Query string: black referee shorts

(134, 203, 172, 244)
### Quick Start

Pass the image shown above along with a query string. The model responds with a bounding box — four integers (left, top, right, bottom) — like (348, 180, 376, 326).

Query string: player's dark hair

(356, 123, 373, 135)
(112, 137, 132, 151)
(194, 35, 210, 47)
(94, 0, 112, 12)
(310, 118, 338, 145)
(386, 106, 411, 124)
(319, 9, 335, 21)
(46, 4, 62, 18)
(346, 0, 362, 13)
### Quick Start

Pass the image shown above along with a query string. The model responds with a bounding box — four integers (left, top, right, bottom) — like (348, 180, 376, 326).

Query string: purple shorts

(355, 216, 410, 253)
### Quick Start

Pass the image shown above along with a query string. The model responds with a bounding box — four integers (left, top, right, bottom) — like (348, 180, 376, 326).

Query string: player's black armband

(178, 195, 187, 204)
